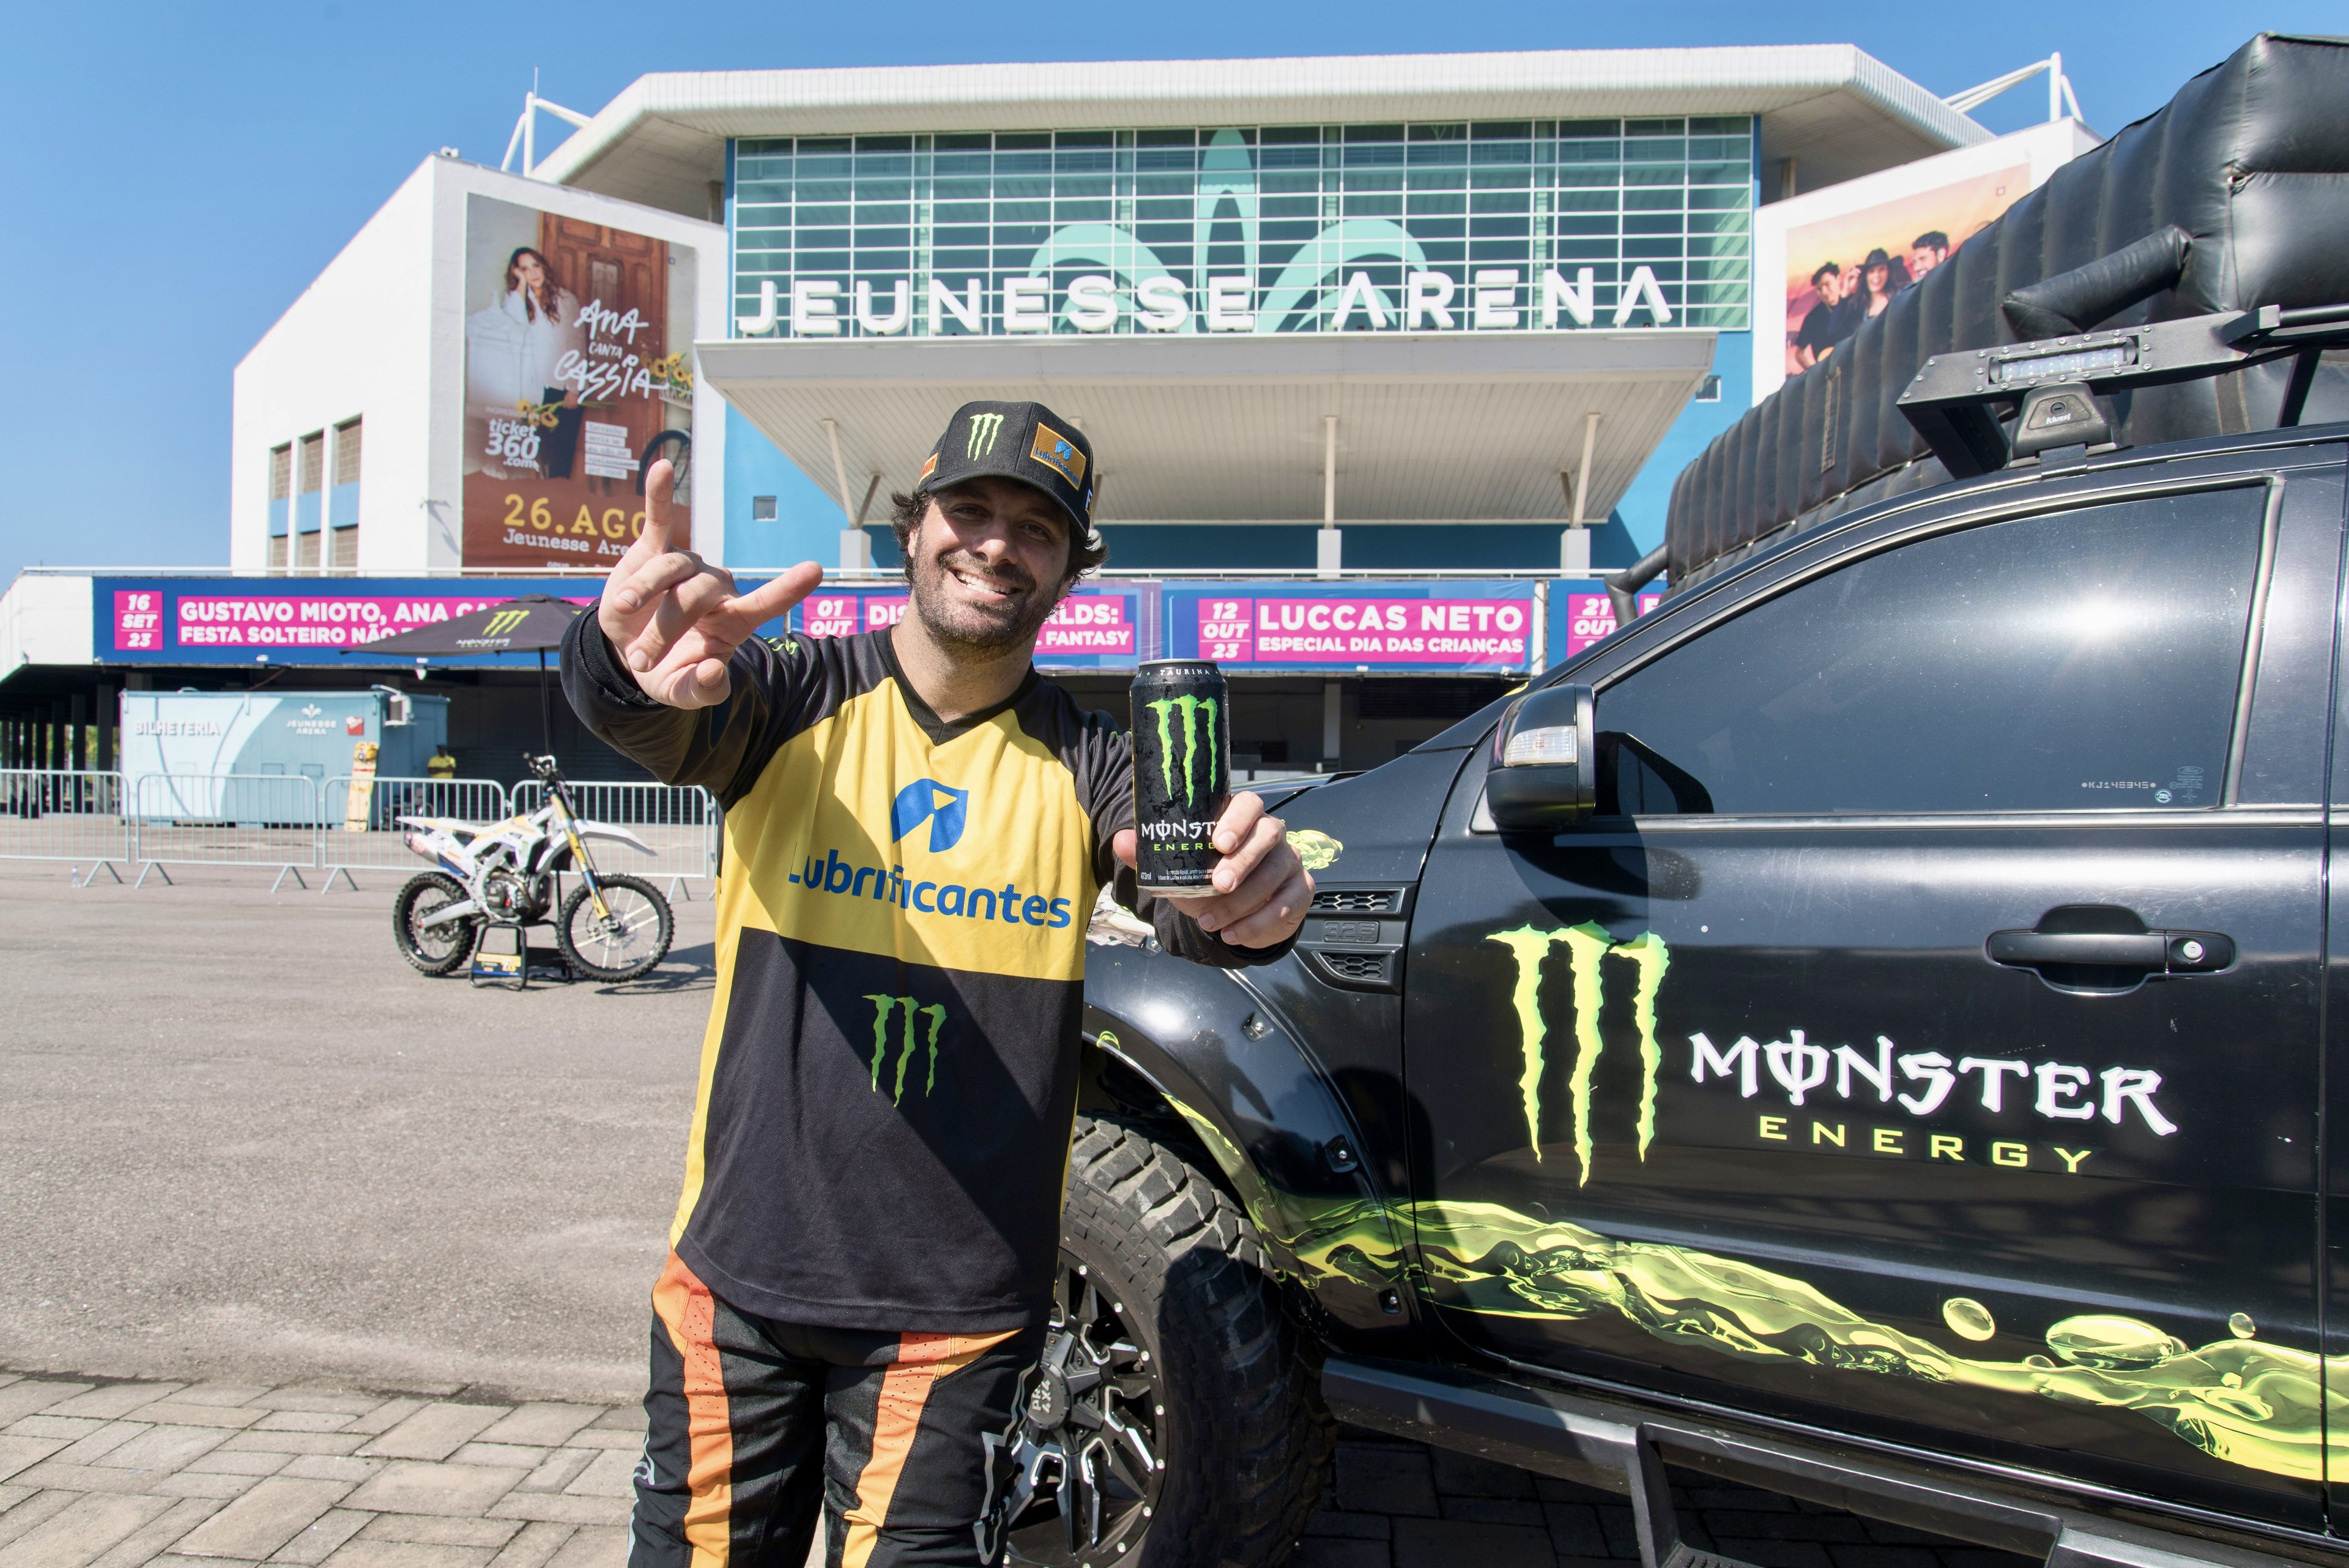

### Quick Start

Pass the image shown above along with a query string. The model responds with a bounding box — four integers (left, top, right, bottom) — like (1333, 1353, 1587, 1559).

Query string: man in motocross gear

(561, 400, 1313, 1568)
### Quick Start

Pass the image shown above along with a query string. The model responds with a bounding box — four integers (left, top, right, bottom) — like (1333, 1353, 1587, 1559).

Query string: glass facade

(730, 118, 1753, 338)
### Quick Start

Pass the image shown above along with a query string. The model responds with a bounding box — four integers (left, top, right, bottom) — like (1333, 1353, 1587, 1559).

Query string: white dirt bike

(390, 754, 674, 983)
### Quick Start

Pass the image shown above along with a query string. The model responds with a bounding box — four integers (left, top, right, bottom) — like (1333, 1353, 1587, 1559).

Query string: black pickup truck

(994, 35, 2349, 1568)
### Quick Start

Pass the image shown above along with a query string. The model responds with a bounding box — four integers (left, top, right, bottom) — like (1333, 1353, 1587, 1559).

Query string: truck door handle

(1986, 929, 2232, 974)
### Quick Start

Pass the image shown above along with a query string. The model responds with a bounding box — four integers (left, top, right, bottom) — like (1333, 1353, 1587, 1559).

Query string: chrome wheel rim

(408, 886, 470, 962)
(574, 885, 660, 969)
(1003, 1255, 1162, 1566)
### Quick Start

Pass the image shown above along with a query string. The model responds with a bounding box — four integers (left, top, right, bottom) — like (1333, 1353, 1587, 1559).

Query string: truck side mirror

(1485, 684, 1597, 831)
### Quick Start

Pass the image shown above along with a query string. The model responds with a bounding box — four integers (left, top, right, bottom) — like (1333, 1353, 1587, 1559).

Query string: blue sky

(1, 2, 2328, 587)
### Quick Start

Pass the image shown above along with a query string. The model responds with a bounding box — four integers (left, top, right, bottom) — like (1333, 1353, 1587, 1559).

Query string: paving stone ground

(0, 1372, 634, 1568)
(0, 1369, 2032, 1568)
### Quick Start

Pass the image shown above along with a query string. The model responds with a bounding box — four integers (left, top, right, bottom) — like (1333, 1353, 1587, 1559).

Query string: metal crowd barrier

(1, 771, 718, 891)
(317, 776, 513, 888)
(125, 773, 324, 890)
(507, 778, 718, 895)
(0, 770, 130, 882)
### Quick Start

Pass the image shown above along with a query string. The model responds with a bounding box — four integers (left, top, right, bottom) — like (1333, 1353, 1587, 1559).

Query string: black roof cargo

(1662, 33, 2349, 592)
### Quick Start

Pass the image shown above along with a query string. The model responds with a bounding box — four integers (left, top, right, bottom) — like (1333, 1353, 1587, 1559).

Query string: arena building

(6, 46, 2060, 781)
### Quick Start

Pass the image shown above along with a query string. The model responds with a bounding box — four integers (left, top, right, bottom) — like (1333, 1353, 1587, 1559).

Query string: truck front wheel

(1000, 1115, 1332, 1568)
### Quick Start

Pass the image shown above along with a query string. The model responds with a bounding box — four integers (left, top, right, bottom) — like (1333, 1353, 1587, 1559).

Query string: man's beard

(905, 548, 1060, 653)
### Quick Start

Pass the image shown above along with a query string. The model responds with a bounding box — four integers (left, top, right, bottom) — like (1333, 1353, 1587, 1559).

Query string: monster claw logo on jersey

(480, 608, 529, 638)
(890, 778, 970, 852)
(1145, 696, 1220, 807)
(1030, 422, 1088, 487)
(865, 994, 948, 1105)
(1486, 923, 1671, 1184)
(967, 412, 1005, 458)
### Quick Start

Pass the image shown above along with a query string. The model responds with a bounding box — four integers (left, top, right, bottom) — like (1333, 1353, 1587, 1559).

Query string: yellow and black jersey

(561, 617, 1286, 1332)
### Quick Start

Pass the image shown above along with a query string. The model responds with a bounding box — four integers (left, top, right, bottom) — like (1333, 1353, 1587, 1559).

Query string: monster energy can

(1131, 658, 1230, 897)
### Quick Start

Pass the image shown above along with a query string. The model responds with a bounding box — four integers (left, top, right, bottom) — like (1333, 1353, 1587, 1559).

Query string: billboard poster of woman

(461, 195, 697, 569)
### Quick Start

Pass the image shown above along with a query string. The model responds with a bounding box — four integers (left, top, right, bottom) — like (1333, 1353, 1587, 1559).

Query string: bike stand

(470, 921, 529, 990)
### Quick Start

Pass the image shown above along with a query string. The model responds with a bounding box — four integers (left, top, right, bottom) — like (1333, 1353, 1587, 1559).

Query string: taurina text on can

(1131, 659, 1230, 895)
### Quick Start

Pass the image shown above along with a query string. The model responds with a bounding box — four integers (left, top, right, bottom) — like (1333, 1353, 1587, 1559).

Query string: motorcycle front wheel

(393, 871, 481, 976)
(557, 875, 674, 982)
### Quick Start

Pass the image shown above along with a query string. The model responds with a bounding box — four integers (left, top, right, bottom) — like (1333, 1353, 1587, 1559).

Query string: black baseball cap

(916, 400, 1100, 552)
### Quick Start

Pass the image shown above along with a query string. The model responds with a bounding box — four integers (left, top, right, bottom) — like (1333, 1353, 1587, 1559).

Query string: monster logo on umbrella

(343, 595, 585, 752)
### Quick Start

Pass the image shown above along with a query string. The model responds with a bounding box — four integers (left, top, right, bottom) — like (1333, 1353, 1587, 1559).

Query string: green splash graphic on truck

(1274, 1196, 2342, 1483)
(1485, 924, 1670, 1182)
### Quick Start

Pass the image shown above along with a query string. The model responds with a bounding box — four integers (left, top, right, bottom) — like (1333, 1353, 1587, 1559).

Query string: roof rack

(1897, 301, 2349, 478)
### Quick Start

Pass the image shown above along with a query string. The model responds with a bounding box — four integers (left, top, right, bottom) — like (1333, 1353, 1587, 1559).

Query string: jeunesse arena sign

(729, 120, 1755, 339)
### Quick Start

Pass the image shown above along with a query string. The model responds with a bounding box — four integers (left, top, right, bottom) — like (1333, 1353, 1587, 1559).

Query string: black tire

(392, 872, 480, 976)
(556, 874, 674, 982)
(1004, 1115, 1333, 1568)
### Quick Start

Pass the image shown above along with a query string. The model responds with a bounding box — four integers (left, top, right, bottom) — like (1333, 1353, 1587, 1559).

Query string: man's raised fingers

(667, 655, 731, 709)
(603, 549, 706, 650)
(639, 459, 680, 552)
(626, 564, 733, 673)
(722, 562, 825, 636)
(612, 548, 706, 615)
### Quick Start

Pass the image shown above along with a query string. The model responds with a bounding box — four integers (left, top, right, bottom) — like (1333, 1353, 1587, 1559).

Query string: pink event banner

(800, 592, 1135, 655)
(1197, 596, 1532, 664)
(1560, 591, 1664, 658)
(124, 592, 562, 651)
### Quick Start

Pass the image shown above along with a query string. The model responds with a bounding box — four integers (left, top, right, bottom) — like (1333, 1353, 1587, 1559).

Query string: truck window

(1594, 487, 2266, 816)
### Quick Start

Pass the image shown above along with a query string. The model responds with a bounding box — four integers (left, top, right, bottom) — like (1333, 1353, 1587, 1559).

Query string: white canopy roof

(699, 330, 1717, 526)
(539, 46, 1986, 217)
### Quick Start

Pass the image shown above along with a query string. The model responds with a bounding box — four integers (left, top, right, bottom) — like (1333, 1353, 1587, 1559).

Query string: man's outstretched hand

(1111, 792, 1312, 949)
(599, 459, 823, 708)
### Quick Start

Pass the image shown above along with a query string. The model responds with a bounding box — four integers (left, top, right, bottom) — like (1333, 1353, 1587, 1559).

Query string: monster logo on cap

(916, 399, 1100, 549)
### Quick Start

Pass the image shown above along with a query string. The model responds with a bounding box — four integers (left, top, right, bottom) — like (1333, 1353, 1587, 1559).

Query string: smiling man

(560, 399, 1312, 1568)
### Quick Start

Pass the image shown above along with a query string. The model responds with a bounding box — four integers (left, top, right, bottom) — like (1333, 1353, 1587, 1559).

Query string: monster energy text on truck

(1041, 35, 2349, 1568)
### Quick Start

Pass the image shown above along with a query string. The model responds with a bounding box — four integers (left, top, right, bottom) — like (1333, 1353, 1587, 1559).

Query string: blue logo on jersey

(891, 779, 970, 853)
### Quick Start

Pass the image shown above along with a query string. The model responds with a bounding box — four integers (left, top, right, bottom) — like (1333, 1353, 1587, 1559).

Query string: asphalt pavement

(0, 861, 2030, 1568)
(0, 861, 713, 1403)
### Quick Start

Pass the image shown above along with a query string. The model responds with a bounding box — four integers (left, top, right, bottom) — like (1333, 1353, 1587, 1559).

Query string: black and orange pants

(633, 1253, 1042, 1568)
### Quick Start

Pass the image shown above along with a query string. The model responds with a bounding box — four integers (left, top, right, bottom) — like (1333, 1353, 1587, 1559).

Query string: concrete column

(1322, 682, 1343, 767)
(1318, 414, 1341, 579)
(69, 694, 87, 771)
(1560, 527, 1592, 576)
(1316, 528, 1342, 577)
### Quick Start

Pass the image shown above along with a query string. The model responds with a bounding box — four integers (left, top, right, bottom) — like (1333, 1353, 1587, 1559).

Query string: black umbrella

(343, 595, 586, 754)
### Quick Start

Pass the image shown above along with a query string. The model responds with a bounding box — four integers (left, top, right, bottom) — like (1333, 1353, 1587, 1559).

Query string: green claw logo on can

(1145, 694, 1220, 807)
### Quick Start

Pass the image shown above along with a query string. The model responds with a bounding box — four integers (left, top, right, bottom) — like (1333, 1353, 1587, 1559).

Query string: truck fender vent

(1313, 951, 1392, 986)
